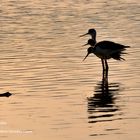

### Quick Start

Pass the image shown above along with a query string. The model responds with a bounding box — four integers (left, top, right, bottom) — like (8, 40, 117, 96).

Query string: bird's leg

(105, 59, 109, 71)
(101, 59, 105, 80)
(105, 59, 109, 82)
(101, 59, 105, 71)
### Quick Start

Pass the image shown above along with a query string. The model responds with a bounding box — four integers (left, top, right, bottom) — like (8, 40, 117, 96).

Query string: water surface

(0, 0, 140, 140)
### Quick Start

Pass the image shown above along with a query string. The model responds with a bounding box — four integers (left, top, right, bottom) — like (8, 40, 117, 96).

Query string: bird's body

(83, 39, 130, 75)
(87, 39, 129, 60)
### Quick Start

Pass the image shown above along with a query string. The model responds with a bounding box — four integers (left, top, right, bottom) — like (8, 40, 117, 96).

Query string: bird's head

(80, 28, 96, 37)
(88, 28, 96, 36)
(83, 47, 94, 61)
(83, 39, 96, 46)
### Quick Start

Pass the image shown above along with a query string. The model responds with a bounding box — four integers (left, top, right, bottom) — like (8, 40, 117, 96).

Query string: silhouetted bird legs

(101, 59, 105, 71)
(101, 59, 108, 72)
(104, 59, 109, 84)
(101, 59, 108, 83)
(102, 59, 106, 80)
(105, 59, 109, 71)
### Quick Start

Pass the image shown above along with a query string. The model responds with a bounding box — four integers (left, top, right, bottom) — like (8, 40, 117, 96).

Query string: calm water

(0, 0, 140, 140)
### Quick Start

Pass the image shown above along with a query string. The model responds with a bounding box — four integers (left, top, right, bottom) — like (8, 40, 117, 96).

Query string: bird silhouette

(83, 39, 130, 73)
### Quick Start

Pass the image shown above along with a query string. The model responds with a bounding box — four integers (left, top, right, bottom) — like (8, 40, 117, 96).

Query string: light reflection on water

(0, 0, 140, 140)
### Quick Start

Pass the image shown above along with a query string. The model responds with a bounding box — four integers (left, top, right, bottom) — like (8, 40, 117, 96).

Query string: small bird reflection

(87, 70, 121, 123)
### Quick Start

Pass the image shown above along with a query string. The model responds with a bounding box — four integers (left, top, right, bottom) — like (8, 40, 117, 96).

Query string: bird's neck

(91, 34, 97, 44)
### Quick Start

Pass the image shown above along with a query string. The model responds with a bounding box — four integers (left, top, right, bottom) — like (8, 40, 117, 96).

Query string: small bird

(83, 39, 130, 71)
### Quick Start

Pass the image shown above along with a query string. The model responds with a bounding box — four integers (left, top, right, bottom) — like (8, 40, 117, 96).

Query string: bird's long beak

(82, 43, 88, 46)
(79, 33, 88, 37)
(83, 53, 89, 61)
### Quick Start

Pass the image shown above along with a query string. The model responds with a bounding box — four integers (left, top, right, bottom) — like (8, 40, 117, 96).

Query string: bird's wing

(97, 41, 128, 50)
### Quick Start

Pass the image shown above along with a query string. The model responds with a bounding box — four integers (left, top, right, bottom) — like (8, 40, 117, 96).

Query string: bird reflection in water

(87, 70, 121, 123)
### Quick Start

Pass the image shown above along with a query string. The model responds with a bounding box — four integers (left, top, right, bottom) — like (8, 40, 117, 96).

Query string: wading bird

(83, 39, 130, 73)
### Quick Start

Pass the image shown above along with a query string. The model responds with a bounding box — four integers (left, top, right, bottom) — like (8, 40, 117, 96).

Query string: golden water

(0, 0, 140, 140)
